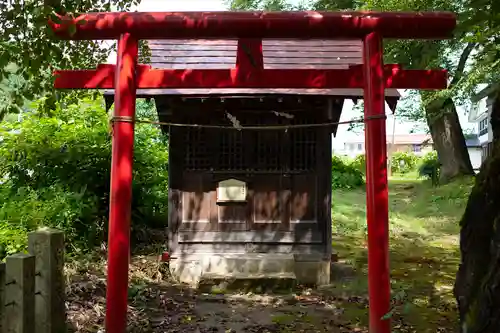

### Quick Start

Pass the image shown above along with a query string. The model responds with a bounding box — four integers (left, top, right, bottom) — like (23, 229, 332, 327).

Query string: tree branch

(450, 42, 477, 88)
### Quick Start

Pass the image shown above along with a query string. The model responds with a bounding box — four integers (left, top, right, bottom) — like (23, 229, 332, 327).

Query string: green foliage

(460, 0, 500, 93)
(391, 151, 419, 174)
(350, 151, 439, 177)
(228, 0, 298, 10)
(351, 154, 366, 174)
(0, 0, 148, 119)
(331, 155, 364, 189)
(228, 0, 494, 124)
(0, 97, 169, 257)
(0, 184, 101, 258)
(418, 151, 441, 185)
(314, 0, 361, 10)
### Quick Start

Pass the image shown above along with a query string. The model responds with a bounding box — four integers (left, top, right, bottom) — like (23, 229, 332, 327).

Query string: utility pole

(389, 112, 397, 176)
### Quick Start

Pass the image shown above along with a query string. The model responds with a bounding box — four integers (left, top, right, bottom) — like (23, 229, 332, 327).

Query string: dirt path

(65, 251, 457, 333)
(67, 280, 362, 333)
(65, 256, 367, 333)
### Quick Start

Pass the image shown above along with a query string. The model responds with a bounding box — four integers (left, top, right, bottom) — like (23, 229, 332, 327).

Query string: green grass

(388, 171, 421, 181)
(330, 177, 474, 332)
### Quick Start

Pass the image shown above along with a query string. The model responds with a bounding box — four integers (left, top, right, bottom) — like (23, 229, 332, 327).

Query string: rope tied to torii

(110, 114, 387, 131)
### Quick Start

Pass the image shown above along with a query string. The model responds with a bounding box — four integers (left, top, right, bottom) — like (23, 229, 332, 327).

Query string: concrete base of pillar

(294, 259, 331, 286)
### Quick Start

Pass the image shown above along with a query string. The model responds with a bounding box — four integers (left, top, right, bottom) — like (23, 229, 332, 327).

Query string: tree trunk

(454, 92, 500, 333)
(425, 97, 474, 182)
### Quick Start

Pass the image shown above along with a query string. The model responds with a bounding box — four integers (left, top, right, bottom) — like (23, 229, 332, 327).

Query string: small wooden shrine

(107, 39, 399, 283)
(104, 38, 400, 285)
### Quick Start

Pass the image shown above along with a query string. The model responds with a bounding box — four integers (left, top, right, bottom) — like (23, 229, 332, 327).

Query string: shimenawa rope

(109, 114, 387, 130)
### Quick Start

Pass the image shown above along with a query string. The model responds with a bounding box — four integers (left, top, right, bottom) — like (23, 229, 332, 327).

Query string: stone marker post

(4, 253, 36, 333)
(28, 228, 66, 333)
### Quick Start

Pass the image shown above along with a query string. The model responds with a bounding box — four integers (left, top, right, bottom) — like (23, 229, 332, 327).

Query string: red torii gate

(49, 11, 456, 333)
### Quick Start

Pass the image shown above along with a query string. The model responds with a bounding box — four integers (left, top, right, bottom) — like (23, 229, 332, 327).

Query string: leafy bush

(0, 97, 169, 256)
(331, 155, 364, 189)
(0, 184, 101, 257)
(418, 151, 441, 185)
(390, 151, 419, 174)
(351, 154, 366, 174)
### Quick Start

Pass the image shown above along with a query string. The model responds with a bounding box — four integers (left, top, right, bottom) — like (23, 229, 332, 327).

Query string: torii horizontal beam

(49, 11, 456, 40)
(54, 64, 447, 90)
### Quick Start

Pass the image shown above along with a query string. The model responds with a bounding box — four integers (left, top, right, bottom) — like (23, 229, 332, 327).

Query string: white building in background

(335, 132, 484, 171)
(469, 84, 496, 164)
(336, 133, 434, 159)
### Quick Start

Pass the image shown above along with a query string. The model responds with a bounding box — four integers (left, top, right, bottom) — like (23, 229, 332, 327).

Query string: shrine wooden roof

(105, 39, 400, 98)
(149, 39, 362, 70)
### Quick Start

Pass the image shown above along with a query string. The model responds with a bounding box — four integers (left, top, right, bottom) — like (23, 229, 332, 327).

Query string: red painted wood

(105, 33, 138, 333)
(363, 32, 390, 333)
(54, 64, 448, 90)
(236, 38, 264, 70)
(49, 11, 456, 40)
(235, 38, 264, 83)
(161, 252, 171, 262)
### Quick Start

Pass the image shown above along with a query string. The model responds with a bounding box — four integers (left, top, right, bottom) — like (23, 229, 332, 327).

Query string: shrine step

(199, 272, 297, 293)
(203, 253, 296, 275)
(201, 272, 297, 280)
(169, 253, 297, 287)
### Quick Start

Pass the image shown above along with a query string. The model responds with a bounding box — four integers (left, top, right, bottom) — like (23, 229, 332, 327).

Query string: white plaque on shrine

(217, 178, 247, 203)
